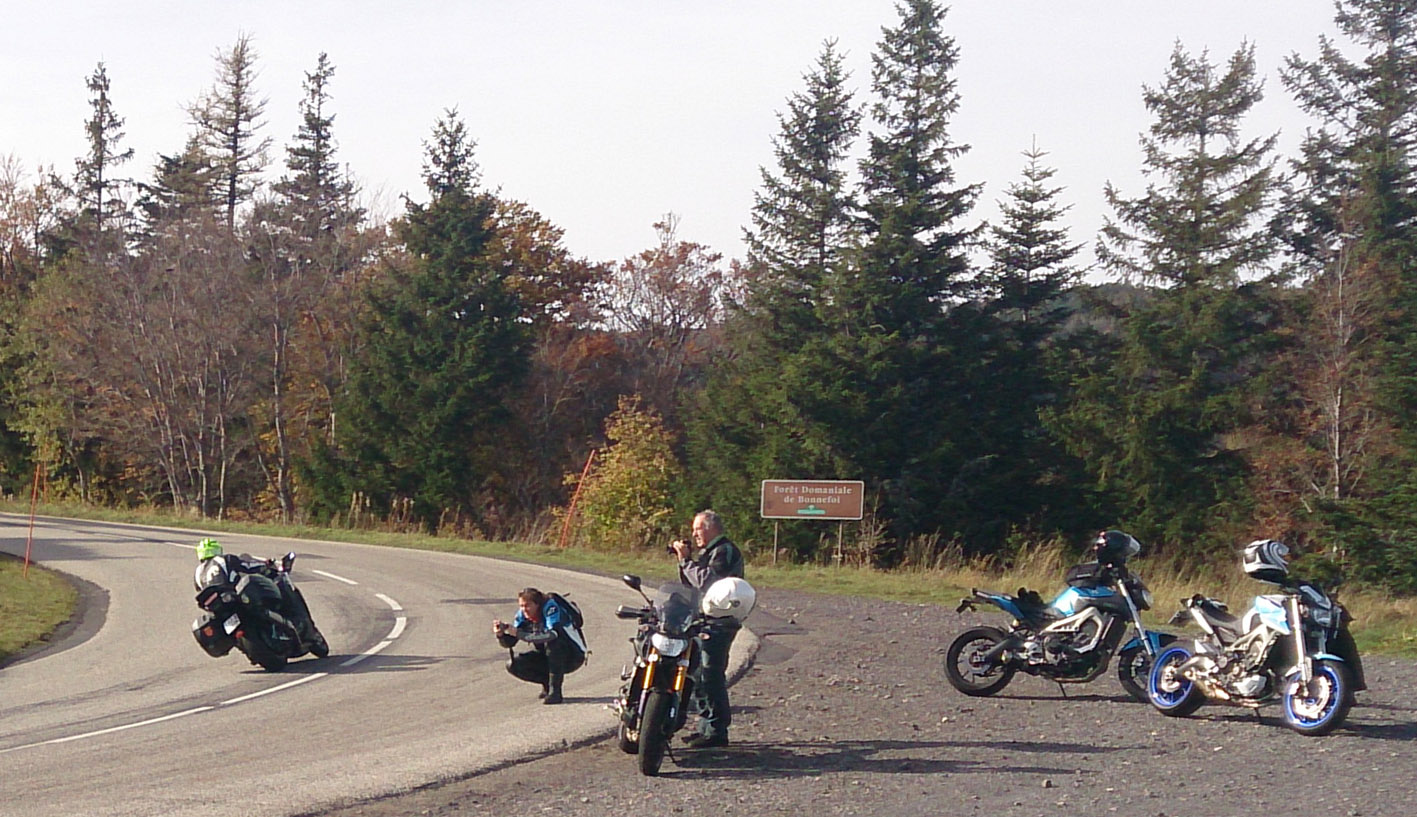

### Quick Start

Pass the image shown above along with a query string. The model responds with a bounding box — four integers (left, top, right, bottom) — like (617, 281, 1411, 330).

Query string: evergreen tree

(686, 40, 861, 559)
(304, 110, 529, 529)
(72, 62, 133, 258)
(975, 142, 1095, 542)
(821, 0, 982, 559)
(190, 34, 271, 230)
(1059, 42, 1285, 552)
(743, 38, 861, 341)
(983, 141, 1084, 331)
(135, 137, 219, 232)
(249, 53, 368, 521)
(1281, 0, 1417, 586)
(273, 53, 362, 237)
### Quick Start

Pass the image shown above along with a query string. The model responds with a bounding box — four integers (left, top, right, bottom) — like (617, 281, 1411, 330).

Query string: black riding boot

(544, 673, 564, 705)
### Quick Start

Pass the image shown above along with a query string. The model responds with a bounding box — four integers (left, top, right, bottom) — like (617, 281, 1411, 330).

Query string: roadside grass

(2, 499, 1415, 659)
(0, 554, 79, 665)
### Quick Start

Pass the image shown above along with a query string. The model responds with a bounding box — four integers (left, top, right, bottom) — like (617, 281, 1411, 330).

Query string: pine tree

(190, 34, 271, 230)
(249, 53, 368, 521)
(1281, 0, 1417, 587)
(306, 110, 529, 529)
(72, 62, 133, 258)
(821, 0, 982, 559)
(743, 38, 861, 341)
(983, 141, 1084, 332)
(135, 137, 219, 232)
(273, 53, 362, 237)
(685, 40, 862, 559)
(1060, 42, 1285, 552)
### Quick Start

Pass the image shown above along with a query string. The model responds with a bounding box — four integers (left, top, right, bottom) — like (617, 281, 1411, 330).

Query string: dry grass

(3, 501, 1414, 658)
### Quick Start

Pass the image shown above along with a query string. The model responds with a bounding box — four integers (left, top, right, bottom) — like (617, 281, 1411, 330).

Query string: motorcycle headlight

(650, 633, 689, 657)
(1139, 587, 1154, 611)
(1306, 604, 1335, 628)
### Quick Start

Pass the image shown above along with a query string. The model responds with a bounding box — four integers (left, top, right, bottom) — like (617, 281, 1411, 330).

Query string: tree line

(3, 0, 1417, 591)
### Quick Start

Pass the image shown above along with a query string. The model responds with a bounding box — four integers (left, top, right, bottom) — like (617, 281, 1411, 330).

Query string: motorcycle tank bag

(1064, 561, 1104, 588)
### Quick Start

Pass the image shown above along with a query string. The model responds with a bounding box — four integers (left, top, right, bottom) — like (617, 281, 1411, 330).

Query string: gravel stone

(310, 589, 1417, 817)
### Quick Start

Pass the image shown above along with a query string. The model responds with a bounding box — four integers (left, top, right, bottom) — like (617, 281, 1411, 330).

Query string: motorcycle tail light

(202, 626, 215, 638)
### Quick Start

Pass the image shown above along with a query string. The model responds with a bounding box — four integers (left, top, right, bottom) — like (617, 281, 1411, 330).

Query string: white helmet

(1242, 539, 1290, 584)
(701, 577, 756, 620)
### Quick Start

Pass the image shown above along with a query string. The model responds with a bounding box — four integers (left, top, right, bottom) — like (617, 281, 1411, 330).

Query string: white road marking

(0, 707, 215, 753)
(311, 569, 358, 585)
(0, 569, 409, 753)
(220, 673, 329, 705)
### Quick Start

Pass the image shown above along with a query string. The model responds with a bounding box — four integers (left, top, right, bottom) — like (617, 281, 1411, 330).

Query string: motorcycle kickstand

(1056, 682, 1068, 699)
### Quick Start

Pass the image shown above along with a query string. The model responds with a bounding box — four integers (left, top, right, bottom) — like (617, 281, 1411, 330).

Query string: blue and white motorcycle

(1147, 540, 1364, 736)
(946, 530, 1173, 702)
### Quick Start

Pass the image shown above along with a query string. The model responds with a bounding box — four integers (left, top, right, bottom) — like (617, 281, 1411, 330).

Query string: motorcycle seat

(1195, 604, 1244, 642)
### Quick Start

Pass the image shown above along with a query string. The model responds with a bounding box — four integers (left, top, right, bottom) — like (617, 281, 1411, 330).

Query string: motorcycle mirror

(282, 552, 296, 572)
(622, 575, 642, 591)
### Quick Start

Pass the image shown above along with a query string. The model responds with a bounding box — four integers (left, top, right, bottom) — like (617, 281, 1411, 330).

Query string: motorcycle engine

(1231, 673, 1268, 698)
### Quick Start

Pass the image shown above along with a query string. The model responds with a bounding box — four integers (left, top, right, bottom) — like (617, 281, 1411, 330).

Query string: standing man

(670, 509, 745, 748)
(493, 587, 586, 704)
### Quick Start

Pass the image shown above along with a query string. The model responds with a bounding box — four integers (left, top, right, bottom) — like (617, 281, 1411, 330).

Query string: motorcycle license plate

(222, 614, 240, 635)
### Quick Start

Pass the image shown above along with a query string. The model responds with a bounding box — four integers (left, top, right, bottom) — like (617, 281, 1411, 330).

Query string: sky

(1, 1, 1350, 272)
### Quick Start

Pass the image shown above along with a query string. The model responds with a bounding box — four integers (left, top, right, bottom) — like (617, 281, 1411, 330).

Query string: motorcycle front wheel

(943, 626, 1016, 697)
(637, 691, 674, 776)
(307, 625, 330, 659)
(1283, 659, 1353, 737)
(1117, 634, 1175, 703)
(1148, 642, 1203, 716)
(617, 720, 638, 754)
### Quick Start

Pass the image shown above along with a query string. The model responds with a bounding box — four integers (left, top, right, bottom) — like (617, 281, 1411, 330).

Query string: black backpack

(550, 592, 585, 630)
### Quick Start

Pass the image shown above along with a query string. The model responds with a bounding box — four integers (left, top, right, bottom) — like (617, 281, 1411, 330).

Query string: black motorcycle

(945, 530, 1173, 701)
(612, 575, 704, 776)
(191, 551, 329, 671)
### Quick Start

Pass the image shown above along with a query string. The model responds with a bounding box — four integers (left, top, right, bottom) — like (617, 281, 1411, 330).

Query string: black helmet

(1242, 539, 1290, 584)
(1095, 530, 1141, 564)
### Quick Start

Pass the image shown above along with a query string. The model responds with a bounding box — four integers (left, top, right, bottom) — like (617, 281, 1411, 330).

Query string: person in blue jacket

(493, 587, 586, 704)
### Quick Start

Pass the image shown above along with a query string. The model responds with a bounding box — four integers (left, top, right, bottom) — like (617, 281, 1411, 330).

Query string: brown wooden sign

(760, 479, 865, 520)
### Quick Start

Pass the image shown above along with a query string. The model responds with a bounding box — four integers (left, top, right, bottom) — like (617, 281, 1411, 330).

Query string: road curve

(0, 514, 656, 817)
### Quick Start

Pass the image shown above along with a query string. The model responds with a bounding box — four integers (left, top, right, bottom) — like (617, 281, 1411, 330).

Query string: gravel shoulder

(312, 588, 1417, 817)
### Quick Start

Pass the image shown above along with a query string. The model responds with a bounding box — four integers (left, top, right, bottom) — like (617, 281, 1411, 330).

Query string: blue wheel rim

(1149, 645, 1193, 708)
(1284, 663, 1343, 727)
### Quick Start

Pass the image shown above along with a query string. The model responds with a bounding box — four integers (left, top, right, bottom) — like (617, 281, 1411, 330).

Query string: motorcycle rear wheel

(1148, 643, 1203, 716)
(238, 634, 288, 672)
(943, 626, 1016, 697)
(1283, 659, 1352, 737)
(637, 691, 674, 776)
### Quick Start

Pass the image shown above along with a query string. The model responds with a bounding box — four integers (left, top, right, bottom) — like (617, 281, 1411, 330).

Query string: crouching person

(493, 587, 586, 704)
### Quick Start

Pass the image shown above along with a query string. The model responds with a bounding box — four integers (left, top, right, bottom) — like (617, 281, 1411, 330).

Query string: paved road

(0, 515, 654, 817)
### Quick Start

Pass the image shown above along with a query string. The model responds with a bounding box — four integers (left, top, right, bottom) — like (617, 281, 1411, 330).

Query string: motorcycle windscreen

(653, 583, 700, 636)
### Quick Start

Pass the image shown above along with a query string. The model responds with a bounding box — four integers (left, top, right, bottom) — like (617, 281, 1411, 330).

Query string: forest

(3, 0, 1417, 591)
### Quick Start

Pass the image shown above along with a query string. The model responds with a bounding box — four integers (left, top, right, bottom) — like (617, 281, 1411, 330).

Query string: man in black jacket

(670, 509, 744, 748)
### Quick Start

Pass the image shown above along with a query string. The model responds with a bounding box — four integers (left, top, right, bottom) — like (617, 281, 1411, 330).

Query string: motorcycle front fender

(1282, 652, 1345, 676)
(1121, 630, 1175, 654)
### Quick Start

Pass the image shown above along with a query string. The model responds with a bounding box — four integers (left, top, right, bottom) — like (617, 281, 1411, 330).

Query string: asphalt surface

(0, 515, 679, 817)
(7, 517, 1417, 817)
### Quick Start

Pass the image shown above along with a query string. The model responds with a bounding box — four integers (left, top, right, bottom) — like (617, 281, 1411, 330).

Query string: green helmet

(196, 537, 223, 560)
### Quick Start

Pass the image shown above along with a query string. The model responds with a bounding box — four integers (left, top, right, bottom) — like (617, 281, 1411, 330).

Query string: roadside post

(760, 479, 865, 565)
